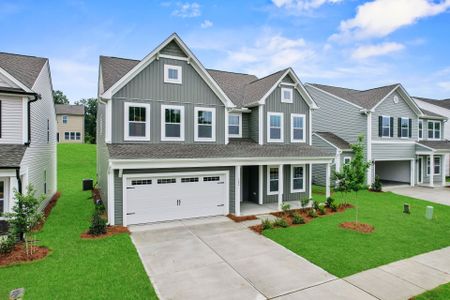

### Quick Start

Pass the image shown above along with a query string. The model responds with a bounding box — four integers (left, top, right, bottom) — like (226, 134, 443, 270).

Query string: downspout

(15, 168, 22, 194)
(25, 93, 41, 146)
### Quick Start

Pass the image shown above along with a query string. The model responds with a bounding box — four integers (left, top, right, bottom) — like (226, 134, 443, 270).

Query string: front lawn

(413, 282, 450, 300)
(0, 144, 157, 299)
(264, 190, 450, 277)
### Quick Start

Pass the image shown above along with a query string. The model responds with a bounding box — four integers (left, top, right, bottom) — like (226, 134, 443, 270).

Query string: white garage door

(125, 173, 227, 225)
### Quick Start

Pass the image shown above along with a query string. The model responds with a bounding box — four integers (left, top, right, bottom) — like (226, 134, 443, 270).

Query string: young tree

(75, 98, 97, 144)
(53, 90, 69, 104)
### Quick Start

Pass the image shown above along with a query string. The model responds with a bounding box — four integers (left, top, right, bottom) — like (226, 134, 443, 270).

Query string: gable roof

(55, 104, 85, 116)
(243, 69, 288, 106)
(420, 108, 447, 120)
(0, 144, 27, 168)
(414, 96, 450, 110)
(99, 56, 139, 93)
(417, 140, 450, 151)
(0, 52, 47, 91)
(314, 132, 352, 151)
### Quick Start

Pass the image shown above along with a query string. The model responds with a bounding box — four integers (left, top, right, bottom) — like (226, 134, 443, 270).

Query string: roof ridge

(309, 83, 360, 93)
(206, 68, 256, 77)
(247, 68, 288, 85)
(0, 52, 48, 61)
(100, 55, 140, 62)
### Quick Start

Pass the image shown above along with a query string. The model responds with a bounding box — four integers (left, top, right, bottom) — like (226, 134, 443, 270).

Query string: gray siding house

(96, 33, 333, 226)
(0, 53, 57, 230)
(307, 83, 450, 187)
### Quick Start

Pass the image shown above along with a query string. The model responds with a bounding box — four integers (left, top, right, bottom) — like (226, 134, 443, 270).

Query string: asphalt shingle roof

(0, 145, 27, 168)
(314, 132, 352, 151)
(55, 104, 85, 116)
(418, 140, 450, 151)
(99, 56, 139, 93)
(107, 138, 333, 160)
(308, 83, 398, 110)
(414, 96, 450, 110)
(420, 108, 447, 119)
(0, 52, 47, 89)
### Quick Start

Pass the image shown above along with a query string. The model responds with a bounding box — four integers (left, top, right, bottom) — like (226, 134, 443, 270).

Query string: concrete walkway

(384, 185, 450, 206)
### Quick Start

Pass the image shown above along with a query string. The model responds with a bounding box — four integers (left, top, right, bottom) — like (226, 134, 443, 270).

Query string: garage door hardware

(127, 212, 135, 215)
(126, 186, 135, 190)
(176, 199, 181, 206)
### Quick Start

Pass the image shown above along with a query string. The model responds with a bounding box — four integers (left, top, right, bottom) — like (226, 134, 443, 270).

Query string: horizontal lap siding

(0, 95, 23, 144)
(372, 143, 415, 160)
(420, 154, 445, 184)
(311, 135, 336, 186)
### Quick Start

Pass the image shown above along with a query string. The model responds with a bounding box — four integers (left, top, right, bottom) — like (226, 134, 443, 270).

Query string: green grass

(414, 282, 450, 300)
(0, 144, 157, 299)
(264, 190, 450, 278)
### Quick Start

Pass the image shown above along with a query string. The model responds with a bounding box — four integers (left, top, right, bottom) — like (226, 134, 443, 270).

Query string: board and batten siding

(372, 91, 418, 141)
(96, 102, 109, 205)
(241, 112, 250, 139)
(0, 95, 23, 144)
(113, 166, 235, 225)
(263, 82, 311, 145)
(112, 57, 226, 144)
(159, 40, 188, 57)
(249, 107, 259, 143)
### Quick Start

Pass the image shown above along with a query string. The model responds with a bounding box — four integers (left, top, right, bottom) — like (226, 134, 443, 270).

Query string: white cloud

(272, 0, 343, 13)
(200, 20, 213, 29)
(352, 42, 405, 59)
(172, 2, 201, 18)
(438, 81, 450, 91)
(332, 0, 450, 41)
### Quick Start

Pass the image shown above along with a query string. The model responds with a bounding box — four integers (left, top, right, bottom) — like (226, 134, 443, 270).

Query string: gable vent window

(379, 116, 393, 137)
(131, 179, 152, 185)
(203, 176, 220, 182)
(157, 178, 176, 184)
(124, 102, 150, 141)
(281, 88, 293, 103)
(164, 64, 182, 84)
(181, 177, 199, 183)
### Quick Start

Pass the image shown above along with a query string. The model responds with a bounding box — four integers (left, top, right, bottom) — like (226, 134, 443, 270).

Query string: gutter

(25, 93, 41, 146)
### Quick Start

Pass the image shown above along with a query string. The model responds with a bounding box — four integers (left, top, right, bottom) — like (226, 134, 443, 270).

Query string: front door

(418, 158, 423, 184)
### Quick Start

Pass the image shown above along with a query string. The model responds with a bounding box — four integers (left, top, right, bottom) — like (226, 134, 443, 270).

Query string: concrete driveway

(130, 217, 372, 300)
(384, 185, 450, 206)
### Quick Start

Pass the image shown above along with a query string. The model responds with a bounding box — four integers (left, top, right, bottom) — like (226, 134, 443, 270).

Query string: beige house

(55, 104, 85, 143)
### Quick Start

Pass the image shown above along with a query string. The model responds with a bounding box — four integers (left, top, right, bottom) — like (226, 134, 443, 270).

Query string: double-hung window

(380, 116, 391, 137)
(228, 113, 241, 137)
(291, 165, 305, 193)
(124, 102, 150, 141)
(291, 114, 305, 143)
(164, 64, 182, 84)
(267, 112, 283, 142)
(281, 88, 293, 103)
(418, 120, 423, 140)
(427, 156, 441, 175)
(267, 166, 279, 195)
(0, 180, 4, 215)
(428, 121, 441, 140)
(62, 115, 68, 124)
(194, 107, 215, 142)
(399, 117, 410, 138)
(161, 105, 184, 141)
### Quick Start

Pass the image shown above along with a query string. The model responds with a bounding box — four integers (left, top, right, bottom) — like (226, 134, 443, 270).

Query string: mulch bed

(33, 192, 61, 232)
(227, 214, 257, 222)
(80, 226, 130, 239)
(0, 243, 49, 267)
(340, 222, 374, 234)
(249, 203, 354, 234)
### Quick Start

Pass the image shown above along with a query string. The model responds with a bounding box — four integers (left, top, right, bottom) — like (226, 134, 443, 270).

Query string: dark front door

(242, 166, 259, 203)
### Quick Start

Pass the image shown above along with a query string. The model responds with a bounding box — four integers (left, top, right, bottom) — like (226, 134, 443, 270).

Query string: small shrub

(292, 213, 305, 224)
(312, 200, 320, 210)
(326, 197, 335, 208)
(281, 202, 291, 216)
(330, 203, 338, 212)
(273, 218, 289, 228)
(371, 175, 383, 192)
(0, 235, 16, 255)
(308, 209, 318, 218)
(95, 202, 106, 214)
(300, 198, 310, 208)
(261, 218, 273, 230)
(318, 206, 326, 215)
(88, 210, 107, 235)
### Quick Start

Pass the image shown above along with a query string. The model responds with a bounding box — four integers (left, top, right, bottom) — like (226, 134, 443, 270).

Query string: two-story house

(307, 83, 450, 188)
(0, 52, 57, 230)
(55, 104, 85, 143)
(96, 33, 334, 226)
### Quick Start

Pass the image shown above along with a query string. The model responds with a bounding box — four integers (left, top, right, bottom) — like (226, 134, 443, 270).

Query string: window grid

(131, 179, 152, 185)
(157, 178, 176, 184)
(181, 177, 199, 183)
(203, 176, 220, 182)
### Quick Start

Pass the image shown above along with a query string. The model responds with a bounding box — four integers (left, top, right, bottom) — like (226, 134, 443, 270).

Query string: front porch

(240, 200, 303, 216)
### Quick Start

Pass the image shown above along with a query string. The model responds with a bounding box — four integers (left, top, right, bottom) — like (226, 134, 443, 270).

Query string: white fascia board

(416, 142, 436, 151)
(304, 83, 364, 110)
(312, 132, 341, 151)
(0, 66, 34, 93)
(372, 84, 424, 116)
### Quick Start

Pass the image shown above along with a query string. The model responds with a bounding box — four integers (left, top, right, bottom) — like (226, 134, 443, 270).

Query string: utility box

(425, 206, 434, 220)
(82, 179, 93, 191)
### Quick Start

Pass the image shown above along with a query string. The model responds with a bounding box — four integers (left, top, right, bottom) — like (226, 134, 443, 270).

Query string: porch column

(258, 165, 263, 205)
(9, 176, 18, 211)
(278, 164, 283, 209)
(235, 165, 241, 216)
(429, 154, 434, 187)
(410, 159, 415, 187)
(325, 163, 331, 198)
(308, 163, 312, 199)
(442, 155, 447, 186)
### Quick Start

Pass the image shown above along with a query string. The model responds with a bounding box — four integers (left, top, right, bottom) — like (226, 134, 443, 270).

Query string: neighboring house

(96, 33, 334, 226)
(414, 97, 450, 176)
(0, 52, 57, 231)
(306, 83, 450, 187)
(55, 104, 85, 143)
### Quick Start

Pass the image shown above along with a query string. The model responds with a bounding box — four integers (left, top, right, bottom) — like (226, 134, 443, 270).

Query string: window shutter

(409, 119, 412, 138)
(378, 116, 382, 137)
(397, 118, 401, 137)
(390, 117, 394, 137)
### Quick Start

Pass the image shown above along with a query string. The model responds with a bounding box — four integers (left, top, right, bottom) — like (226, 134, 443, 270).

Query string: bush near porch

(263, 189, 450, 278)
(0, 144, 157, 299)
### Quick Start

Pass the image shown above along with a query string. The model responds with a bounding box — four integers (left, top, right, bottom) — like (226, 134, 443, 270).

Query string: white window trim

(418, 119, 423, 140)
(428, 120, 441, 141)
(194, 107, 216, 142)
(62, 115, 68, 124)
(161, 104, 185, 141)
(228, 112, 242, 138)
(164, 64, 182, 84)
(343, 156, 351, 165)
(267, 112, 284, 143)
(427, 156, 441, 176)
(124, 102, 151, 141)
(381, 115, 391, 138)
(290, 113, 306, 143)
(400, 117, 409, 139)
(281, 87, 293, 103)
(267, 165, 280, 195)
(290, 165, 305, 193)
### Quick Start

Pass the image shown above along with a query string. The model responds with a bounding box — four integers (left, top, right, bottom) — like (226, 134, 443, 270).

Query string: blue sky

(2, 0, 450, 101)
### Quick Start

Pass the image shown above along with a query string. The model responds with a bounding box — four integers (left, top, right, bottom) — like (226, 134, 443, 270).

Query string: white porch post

(9, 176, 18, 211)
(410, 159, 415, 187)
(258, 165, 263, 205)
(325, 163, 331, 198)
(278, 164, 283, 209)
(235, 165, 241, 216)
(442, 155, 447, 186)
(308, 163, 312, 199)
(429, 154, 434, 187)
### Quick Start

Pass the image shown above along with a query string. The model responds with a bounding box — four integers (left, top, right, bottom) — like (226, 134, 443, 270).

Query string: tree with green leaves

(75, 98, 97, 144)
(53, 90, 69, 104)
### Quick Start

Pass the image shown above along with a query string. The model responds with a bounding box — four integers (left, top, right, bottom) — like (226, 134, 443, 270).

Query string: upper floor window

(194, 107, 215, 142)
(291, 114, 305, 143)
(267, 166, 279, 195)
(281, 88, 293, 103)
(164, 64, 182, 84)
(124, 102, 150, 141)
(398, 117, 411, 138)
(379, 116, 393, 137)
(428, 121, 441, 140)
(161, 105, 184, 141)
(62, 115, 68, 124)
(291, 165, 305, 193)
(267, 112, 283, 143)
(228, 113, 242, 138)
(418, 120, 423, 140)
(427, 156, 441, 175)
